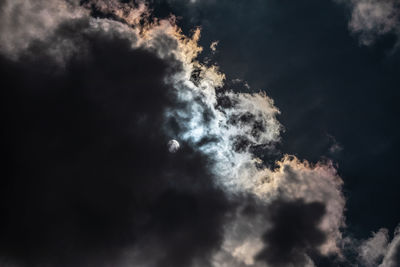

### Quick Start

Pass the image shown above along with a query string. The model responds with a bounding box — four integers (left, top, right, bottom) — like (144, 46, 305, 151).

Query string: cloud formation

(1, 0, 397, 266)
(336, 0, 400, 46)
(256, 200, 326, 267)
(0, 1, 233, 266)
(358, 225, 400, 267)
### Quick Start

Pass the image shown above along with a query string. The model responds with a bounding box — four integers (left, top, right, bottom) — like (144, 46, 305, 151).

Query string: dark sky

(1, 0, 400, 266)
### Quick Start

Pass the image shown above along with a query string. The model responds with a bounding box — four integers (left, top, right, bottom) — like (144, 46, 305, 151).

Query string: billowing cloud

(208, 155, 346, 267)
(1, 0, 396, 266)
(259, 157, 346, 255)
(335, 0, 400, 46)
(0, 1, 233, 266)
(256, 200, 326, 267)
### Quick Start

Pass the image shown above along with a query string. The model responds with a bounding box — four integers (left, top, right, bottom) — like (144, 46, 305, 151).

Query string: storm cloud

(0, 15, 233, 267)
(1, 0, 398, 267)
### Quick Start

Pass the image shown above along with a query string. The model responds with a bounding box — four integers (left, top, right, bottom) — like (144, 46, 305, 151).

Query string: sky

(0, 0, 399, 267)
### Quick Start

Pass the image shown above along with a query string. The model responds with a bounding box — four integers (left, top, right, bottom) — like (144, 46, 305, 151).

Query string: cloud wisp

(335, 0, 400, 47)
(358, 225, 400, 267)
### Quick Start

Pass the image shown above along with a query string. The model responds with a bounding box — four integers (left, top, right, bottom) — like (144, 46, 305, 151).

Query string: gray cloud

(358, 225, 400, 267)
(336, 0, 400, 46)
(0, 0, 87, 62)
(358, 228, 390, 266)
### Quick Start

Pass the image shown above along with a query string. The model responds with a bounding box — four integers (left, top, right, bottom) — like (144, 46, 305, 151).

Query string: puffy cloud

(210, 156, 345, 267)
(257, 156, 346, 254)
(248, 156, 345, 266)
(212, 205, 266, 267)
(335, 0, 400, 46)
(256, 200, 326, 267)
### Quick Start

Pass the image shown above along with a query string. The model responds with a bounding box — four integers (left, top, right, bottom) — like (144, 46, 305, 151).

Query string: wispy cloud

(359, 225, 400, 267)
(336, 0, 400, 46)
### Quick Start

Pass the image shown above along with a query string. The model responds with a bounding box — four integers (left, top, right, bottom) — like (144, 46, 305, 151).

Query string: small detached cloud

(335, 0, 400, 46)
(210, 40, 219, 52)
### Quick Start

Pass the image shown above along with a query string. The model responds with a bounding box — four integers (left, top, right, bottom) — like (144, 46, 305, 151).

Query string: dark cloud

(0, 2, 344, 266)
(255, 199, 326, 267)
(0, 16, 232, 266)
(2, 1, 400, 267)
